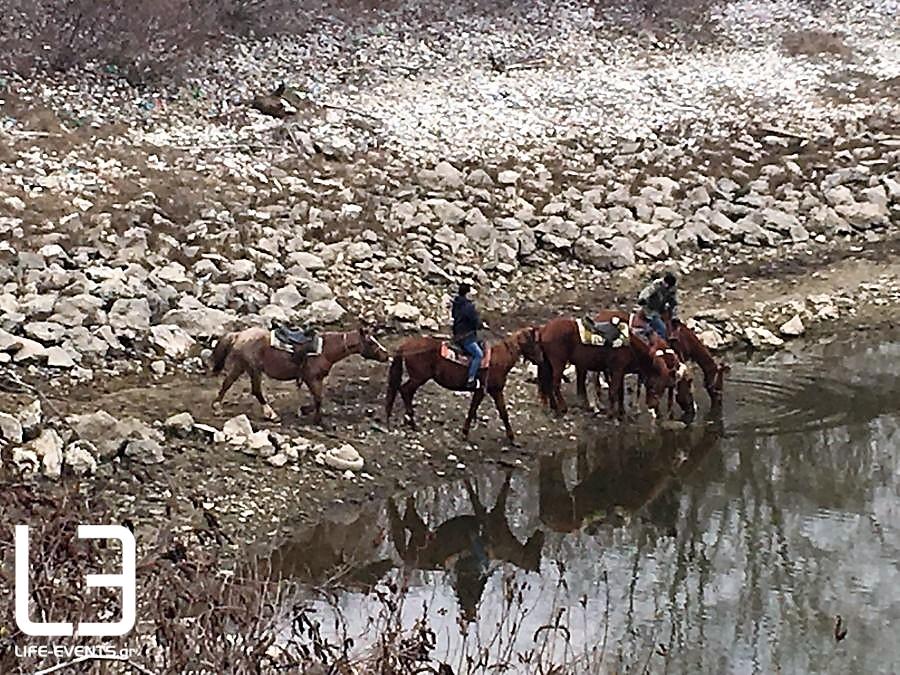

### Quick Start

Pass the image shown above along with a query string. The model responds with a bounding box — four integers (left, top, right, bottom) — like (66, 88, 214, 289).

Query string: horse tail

(537, 355, 554, 406)
(211, 333, 236, 374)
(385, 350, 404, 421)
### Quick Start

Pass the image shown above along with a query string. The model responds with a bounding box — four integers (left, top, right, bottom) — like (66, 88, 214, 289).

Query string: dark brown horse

(537, 312, 692, 419)
(211, 326, 390, 424)
(662, 310, 729, 407)
(385, 327, 542, 443)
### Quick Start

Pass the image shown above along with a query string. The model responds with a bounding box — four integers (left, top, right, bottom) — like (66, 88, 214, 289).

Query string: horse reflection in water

(387, 473, 544, 622)
(539, 419, 724, 535)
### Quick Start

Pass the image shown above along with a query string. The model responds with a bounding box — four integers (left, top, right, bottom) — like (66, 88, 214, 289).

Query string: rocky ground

(0, 0, 898, 553)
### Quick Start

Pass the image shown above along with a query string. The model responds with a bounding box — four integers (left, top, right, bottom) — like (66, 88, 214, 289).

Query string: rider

(451, 282, 488, 389)
(637, 272, 678, 340)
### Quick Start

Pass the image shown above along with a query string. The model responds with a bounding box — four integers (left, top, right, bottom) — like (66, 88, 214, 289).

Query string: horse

(210, 326, 390, 424)
(661, 310, 729, 407)
(385, 327, 543, 444)
(536, 312, 692, 420)
(587, 310, 697, 422)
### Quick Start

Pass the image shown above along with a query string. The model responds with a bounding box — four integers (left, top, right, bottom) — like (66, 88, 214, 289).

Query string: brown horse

(211, 326, 390, 424)
(662, 311, 729, 407)
(385, 327, 543, 443)
(537, 312, 691, 419)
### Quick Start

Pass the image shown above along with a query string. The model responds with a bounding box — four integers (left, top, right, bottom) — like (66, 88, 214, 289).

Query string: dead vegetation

(781, 28, 854, 59)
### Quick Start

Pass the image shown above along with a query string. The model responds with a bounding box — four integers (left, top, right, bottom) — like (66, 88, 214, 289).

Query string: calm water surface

(268, 335, 900, 674)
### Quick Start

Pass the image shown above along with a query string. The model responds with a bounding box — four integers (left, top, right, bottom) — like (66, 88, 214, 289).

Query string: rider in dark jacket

(451, 282, 486, 389)
(637, 272, 677, 340)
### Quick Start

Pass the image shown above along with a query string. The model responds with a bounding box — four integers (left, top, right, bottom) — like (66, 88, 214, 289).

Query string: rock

(497, 170, 520, 185)
(836, 202, 888, 229)
(12, 448, 39, 475)
(150, 360, 166, 376)
(246, 430, 276, 458)
(124, 438, 164, 464)
(744, 326, 784, 349)
(68, 410, 122, 460)
(697, 328, 725, 351)
(305, 299, 346, 324)
(46, 346, 77, 368)
(466, 168, 494, 188)
(789, 223, 810, 243)
(4, 195, 26, 211)
(63, 441, 98, 476)
(289, 252, 326, 271)
(109, 298, 152, 332)
(0, 328, 48, 363)
(761, 208, 800, 234)
(221, 415, 254, 444)
(0, 412, 24, 444)
(18, 400, 42, 439)
(164, 412, 196, 436)
(24, 321, 67, 344)
(433, 161, 465, 190)
(149, 324, 196, 358)
(779, 315, 805, 337)
(428, 199, 466, 226)
(346, 242, 374, 263)
(30, 429, 64, 479)
(267, 453, 290, 467)
(323, 443, 364, 471)
(161, 305, 238, 338)
(387, 302, 421, 323)
(271, 284, 304, 309)
(637, 235, 670, 259)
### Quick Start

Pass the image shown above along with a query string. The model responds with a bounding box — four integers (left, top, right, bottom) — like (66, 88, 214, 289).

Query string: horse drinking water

(210, 326, 390, 424)
(385, 327, 543, 443)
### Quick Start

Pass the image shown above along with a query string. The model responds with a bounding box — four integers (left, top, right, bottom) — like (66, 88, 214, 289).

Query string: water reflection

(265, 335, 900, 674)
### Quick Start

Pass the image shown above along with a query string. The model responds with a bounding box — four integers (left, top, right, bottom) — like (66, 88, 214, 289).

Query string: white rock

(18, 400, 42, 437)
(222, 415, 254, 444)
(30, 429, 64, 479)
(267, 452, 290, 467)
(124, 438, 164, 464)
(68, 410, 121, 459)
(305, 299, 346, 324)
(744, 326, 784, 349)
(149, 324, 196, 358)
(46, 346, 77, 368)
(324, 443, 364, 471)
(246, 430, 276, 458)
(109, 298, 152, 332)
(497, 170, 520, 185)
(387, 302, 422, 323)
(63, 441, 98, 476)
(164, 412, 195, 435)
(779, 315, 805, 337)
(0, 412, 24, 443)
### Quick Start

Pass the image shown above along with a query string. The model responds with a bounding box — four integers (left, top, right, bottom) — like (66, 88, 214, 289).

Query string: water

(265, 335, 900, 674)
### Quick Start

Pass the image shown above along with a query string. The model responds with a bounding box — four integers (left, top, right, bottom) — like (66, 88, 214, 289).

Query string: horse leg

(575, 367, 589, 409)
(667, 386, 675, 419)
(212, 362, 244, 412)
(609, 368, 626, 419)
(462, 388, 486, 439)
(490, 389, 516, 445)
(250, 369, 278, 421)
(305, 377, 325, 425)
(400, 379, 421, 431)
(552, 362, 568, 414)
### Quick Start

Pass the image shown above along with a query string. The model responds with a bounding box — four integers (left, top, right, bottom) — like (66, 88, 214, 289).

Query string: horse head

(515, 326, 544, 365)
(358, 326, 391, 362)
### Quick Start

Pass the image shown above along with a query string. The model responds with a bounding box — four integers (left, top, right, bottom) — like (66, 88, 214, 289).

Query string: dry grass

(781, 29, 853, 59)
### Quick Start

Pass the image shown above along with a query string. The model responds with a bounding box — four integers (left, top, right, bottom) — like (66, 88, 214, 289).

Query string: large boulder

(68, 410, 123, 460)
(109, 298, 152, 332)
(305, 299, 346, 324)
(161, 305, 239, 338)
(149, 324, 196, 358)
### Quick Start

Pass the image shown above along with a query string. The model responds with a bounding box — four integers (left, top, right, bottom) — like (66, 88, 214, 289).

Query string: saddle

(577, 316, 629, 348)
(270, 324, 323, 358)
(440, 341, 492, 369)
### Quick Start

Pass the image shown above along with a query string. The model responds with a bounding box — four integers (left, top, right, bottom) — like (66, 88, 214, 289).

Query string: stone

(289, 252, 326, 270)
(109, 298, 152, 332)
(124, 438, 164, 464)
(30, 429, 64, 479)
(64, 441, 98, 476)
(779, 315, 805, 337)
(68, 410, 122, 460)
(271, 284, 304, 309)
(761, 208, 800, 234)
(323, 444, 364, 471)
(149, 324, 196, 358)
(18, 400, 42, 439)
(697, 328, 725, 351)
(161, 306, 238, 338)
(497, 170, 520, 185)
(387, 302, 421, 323)
(836, 202, 888, 229)
(305, 299, 345, 324)
(23, 321, 67, 344)
(12, 448, 39, 475)
(0, 412, 23, 444)
(4, 195, 26, 211)
(246, 430, 276, 458)
(267, 453, 290, 467)
(164, 412, 196, 435)
(222, 415, 254, 444)
(433, 161, 465, 190)
(789, 223, 810, 243)
(346, 242, 373, 262)
(467, 168, 494, 188)
(46, 346, 77, 368)
(744, 326, 784, 349)
(428, 199, 466, 226)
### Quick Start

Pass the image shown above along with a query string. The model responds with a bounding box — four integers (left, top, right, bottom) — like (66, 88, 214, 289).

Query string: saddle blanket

(270, 332, 323, 356)
(576, 317, 629, 348)
(440, 343, 492, 369)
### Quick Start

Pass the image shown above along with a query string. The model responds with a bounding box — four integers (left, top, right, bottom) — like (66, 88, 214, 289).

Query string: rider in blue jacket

(452, 282, 487, 389)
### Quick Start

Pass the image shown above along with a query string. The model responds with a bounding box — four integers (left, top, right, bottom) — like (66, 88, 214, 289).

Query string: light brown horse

(537, 312, 691, 419)
(211, 326, 390, 424)
(385, 327, 543, 443)
(662, 310, 730, 407)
